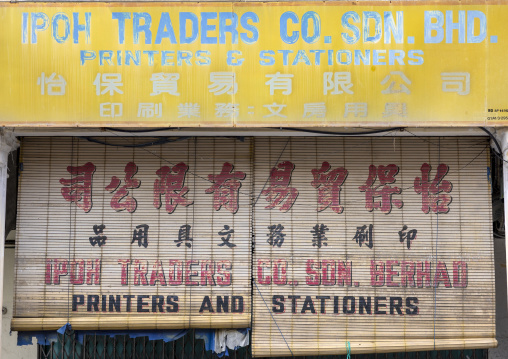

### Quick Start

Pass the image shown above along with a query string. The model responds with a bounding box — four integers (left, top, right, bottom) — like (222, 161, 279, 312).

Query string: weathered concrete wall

(2, 232, 36, 359)
(490, 232, 508, 358)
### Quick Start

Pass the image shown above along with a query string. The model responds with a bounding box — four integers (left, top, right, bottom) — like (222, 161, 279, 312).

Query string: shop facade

(0, 1, 506, 358)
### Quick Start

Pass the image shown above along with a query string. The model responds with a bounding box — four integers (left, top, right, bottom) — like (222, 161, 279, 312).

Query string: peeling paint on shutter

(251, 137, 496, 356)
(13, 137, 252, 330)
(13, 136, 496, 357)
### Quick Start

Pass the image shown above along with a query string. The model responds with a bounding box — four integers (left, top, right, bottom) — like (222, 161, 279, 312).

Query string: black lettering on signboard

(288, 295, 301, 314)
(72, 295, 84, 311)
(359, 296, 371, 315)
(123, 295, 135, 312)
(333, 296, 340, 314)
(374, 296, 386, 315)
(390, 297, 403, 315)
(87, 295, 99, 312)
(199, 296, 214, 313)
(152, 295, 164, 313)
(316, 296, 330, 314)
(343, 296, 355, 314)
(272, 295, 285, 313)
(167, 295, 179, 312)
(109, 295, 121, 312)
(137, 295, 150, 313)
(217, 296, 229, 313)
(301, 296, 316, 314)
(406, 297, 419, 315)
(232, 296, 244, 313)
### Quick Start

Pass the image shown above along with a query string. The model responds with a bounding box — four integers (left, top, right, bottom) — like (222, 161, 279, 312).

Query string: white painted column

(489, 128, 508, 358)
(496, 129, 508, 308)
(0, 130, 19, 352)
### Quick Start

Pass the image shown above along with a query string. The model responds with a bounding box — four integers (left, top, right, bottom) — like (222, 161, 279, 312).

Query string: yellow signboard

(0, 2, 507, 127)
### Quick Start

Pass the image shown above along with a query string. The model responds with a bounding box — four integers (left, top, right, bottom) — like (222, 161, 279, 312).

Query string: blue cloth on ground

(195, 329, 215, 351)
(18, 325, 250, 355)
(18, 323, 188, 347)
(74, 329, 189, 344)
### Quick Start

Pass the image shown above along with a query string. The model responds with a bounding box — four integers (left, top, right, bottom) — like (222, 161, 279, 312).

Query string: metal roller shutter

(251, 137, 495, 356)
(13, 136, 496, 357)
(13, 137, 252, 330)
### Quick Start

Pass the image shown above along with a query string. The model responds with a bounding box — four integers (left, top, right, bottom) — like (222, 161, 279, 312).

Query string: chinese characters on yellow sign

(1, 3, 507, 126)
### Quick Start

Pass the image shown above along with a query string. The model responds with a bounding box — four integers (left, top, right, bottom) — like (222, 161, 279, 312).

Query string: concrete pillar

(0, 130, 19, 352)
(495, 130, 508, 305)
(491, 128, 508, 358)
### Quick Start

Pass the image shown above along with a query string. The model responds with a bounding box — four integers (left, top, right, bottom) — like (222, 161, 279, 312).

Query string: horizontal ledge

(251, 338, 498, 357)
(11, 127, 488, 137)
(11, 315, 250, 331)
